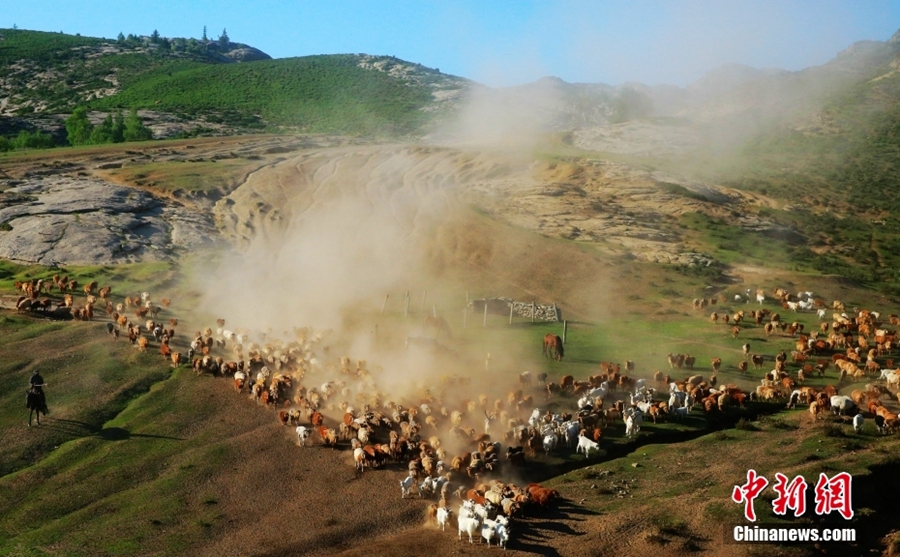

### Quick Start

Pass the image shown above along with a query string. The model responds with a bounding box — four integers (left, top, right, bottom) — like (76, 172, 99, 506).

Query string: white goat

(495, 522, 511, 549)
(576, 433, 600, 457)
(542, 432, 558, 455)
(625, 413, 642, 438)
(458, 513, 480, 543)
(296, 426, 311, 446)
(437, 506, 451, 531)
(400, 474, 417, 498)
(853, 414, 864, 433)
(481, 518, 499, 546)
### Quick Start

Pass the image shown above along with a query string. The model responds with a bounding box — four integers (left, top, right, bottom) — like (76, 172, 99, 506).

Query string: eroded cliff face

(214, 143, 758, 266)
(0, 138, 768, 268)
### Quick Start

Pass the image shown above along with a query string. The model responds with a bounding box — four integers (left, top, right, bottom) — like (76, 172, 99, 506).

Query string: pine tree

(202, 25, 207, 41)
(123, 109, 152, 142)
(65, 107, 93, 146)
(90, 114, 115, 144)
(117, 32, 125, 44)
(219, 28, 229, 49)
(150, 29, 160, 44)
(112, 110, 125, 143)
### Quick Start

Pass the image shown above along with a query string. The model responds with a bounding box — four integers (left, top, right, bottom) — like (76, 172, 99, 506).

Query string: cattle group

(9, 273, 900, 550)
(696, 287, 900, 432)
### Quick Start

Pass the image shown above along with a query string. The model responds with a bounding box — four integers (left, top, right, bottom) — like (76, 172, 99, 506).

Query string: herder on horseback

(26, 370, 49, 426)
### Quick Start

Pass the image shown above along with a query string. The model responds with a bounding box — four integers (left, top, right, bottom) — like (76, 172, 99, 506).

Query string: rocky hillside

(0, 28, 471, 138)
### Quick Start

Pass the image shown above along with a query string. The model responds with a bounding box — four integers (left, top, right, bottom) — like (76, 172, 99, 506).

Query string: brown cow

(311, 411, 324, 427)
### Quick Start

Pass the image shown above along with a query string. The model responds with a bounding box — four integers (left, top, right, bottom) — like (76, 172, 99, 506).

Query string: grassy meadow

(0, 239, 898, 556)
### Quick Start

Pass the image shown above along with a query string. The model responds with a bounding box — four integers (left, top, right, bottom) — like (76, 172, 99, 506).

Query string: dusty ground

(4, 137, 894, 557)
(214, 142, 770, 268)
(2, 137, 777, 268)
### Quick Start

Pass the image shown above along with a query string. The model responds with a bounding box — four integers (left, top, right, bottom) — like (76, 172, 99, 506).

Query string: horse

(542, 334, 564, 361)
(26, 387, 48, 426)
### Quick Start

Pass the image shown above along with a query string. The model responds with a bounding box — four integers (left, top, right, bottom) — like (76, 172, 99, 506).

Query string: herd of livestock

(10, 276, 900, 547)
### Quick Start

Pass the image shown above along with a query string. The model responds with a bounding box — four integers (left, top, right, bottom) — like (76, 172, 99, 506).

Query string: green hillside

(620, 37, 900, 298)
(0, 29, 105, 64)
(91, 55, 438, 135)
(0, 29, 468, 136)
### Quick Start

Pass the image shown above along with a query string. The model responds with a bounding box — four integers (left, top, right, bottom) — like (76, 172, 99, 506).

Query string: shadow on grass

(44, 419, 184, 441)
(510, 500, 598, 555)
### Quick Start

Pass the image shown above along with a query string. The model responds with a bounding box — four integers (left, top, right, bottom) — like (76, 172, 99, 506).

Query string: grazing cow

(667, 353, 685, 369)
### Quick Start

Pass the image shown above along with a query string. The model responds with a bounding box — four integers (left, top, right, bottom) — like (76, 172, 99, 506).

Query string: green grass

(0, 29, 104, 67)
(91, 55, 436, 135)
(2, 29, 465, 136)
(0, 254, 897, 555)
(100, 157, 266, 194)
(0, 260, 179, 299)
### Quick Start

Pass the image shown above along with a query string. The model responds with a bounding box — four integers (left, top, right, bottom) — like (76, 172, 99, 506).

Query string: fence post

(531, 301, 535, 322)
(404, 291, 410, 319)
(483, 302, 488, 327)
(563, 320, 567, 343)
(380, 294, 389, 316)
(509, 302, 514, 325)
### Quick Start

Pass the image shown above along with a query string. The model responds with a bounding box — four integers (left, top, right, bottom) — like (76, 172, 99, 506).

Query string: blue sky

(5, 1, 900, 87)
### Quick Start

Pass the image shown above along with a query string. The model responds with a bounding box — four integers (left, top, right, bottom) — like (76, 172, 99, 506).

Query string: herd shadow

(37, 418, 184, 441)
(507, 500, 599, 556)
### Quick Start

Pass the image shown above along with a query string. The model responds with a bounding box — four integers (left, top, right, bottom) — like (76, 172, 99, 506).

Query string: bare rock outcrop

(0, 177, 218, 265)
